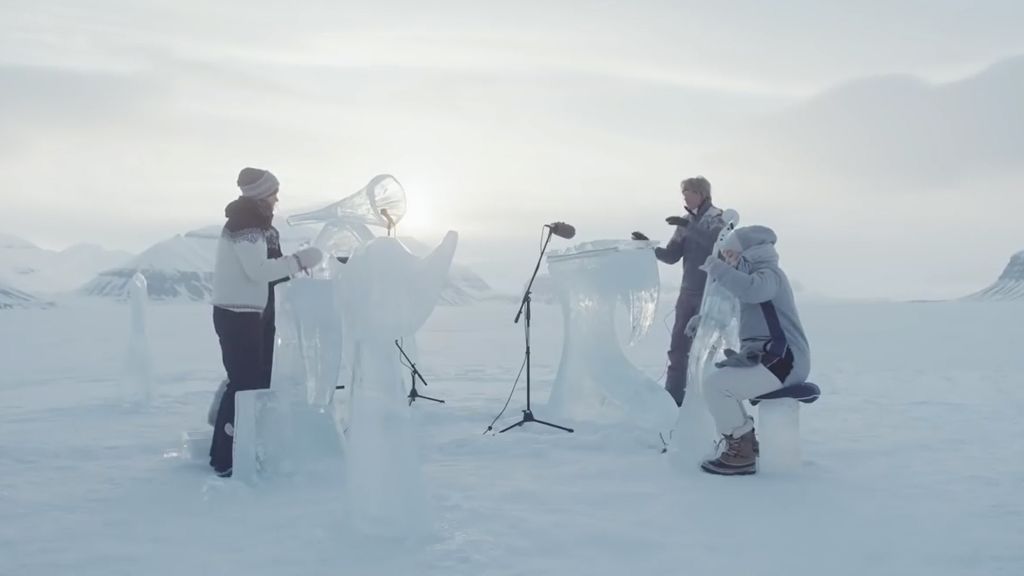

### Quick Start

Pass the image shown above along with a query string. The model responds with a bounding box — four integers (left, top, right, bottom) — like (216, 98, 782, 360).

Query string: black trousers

(209, 302, 276, 472)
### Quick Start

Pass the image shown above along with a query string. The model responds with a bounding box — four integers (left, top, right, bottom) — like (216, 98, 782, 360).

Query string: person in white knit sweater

(208, 167, 322, 477)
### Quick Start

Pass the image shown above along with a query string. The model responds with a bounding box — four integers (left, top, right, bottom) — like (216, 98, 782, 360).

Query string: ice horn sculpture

(287, 174, 407, 259)
(546, 239, 677, 430)
(336, 231, 457, 533)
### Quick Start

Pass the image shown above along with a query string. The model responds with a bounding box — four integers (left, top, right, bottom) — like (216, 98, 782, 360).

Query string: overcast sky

(2, 1, 1023, 299)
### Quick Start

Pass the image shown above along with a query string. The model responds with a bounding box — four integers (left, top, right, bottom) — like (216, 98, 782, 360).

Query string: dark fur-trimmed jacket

(211, 197, 299, 313)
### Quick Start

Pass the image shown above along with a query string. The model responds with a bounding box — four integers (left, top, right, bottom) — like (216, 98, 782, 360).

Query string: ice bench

(750, 382, 820, 473)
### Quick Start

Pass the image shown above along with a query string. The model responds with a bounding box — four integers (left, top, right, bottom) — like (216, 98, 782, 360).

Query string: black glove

(666, 216, 689, 227)
(631, 231, 649, 241)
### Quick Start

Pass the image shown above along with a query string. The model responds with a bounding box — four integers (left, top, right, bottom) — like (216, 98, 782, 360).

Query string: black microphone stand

(395, 339, 444, 405)
(499, 226, 574, 434)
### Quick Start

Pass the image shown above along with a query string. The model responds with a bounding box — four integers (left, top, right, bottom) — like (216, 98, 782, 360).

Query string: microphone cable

(483, 352, 528, 435)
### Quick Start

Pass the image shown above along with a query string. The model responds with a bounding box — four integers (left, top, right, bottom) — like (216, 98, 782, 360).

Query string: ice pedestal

(181, 430, 211, 463)
(121, 272, 153, 406)
(545, 240, 676, 430)
(757, 399, 802, 473)
(337, 232, 456, 532)
(276, 275, 344, 407)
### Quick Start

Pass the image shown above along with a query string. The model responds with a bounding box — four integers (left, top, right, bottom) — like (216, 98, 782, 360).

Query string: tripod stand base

(498, 409, 574, 434)
(408, 387, 445, 405)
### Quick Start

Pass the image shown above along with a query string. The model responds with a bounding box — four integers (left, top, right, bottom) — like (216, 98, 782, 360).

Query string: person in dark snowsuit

(634, 177, 724, 407)
(208, 167, 323, 477)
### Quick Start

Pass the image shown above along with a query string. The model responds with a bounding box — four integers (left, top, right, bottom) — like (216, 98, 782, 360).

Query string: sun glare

(396, 175, 442, 237)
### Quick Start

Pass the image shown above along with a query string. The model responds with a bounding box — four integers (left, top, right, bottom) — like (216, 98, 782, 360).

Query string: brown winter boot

(701, 429, 757, 476)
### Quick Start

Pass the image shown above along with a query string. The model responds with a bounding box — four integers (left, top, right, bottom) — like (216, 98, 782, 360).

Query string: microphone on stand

(381, 208, 396, 236)
(545, 221, 576, 239)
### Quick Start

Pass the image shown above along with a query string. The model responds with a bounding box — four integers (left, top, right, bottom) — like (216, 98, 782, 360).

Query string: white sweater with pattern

(211, 227, 300, 313)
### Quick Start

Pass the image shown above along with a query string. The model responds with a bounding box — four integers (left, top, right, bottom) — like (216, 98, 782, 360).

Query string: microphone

(545, 221, 576, 239)
(381, 208, 396, 235)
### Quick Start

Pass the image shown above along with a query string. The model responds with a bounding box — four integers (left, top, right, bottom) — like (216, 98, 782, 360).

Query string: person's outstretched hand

(294, 246, 324, 271)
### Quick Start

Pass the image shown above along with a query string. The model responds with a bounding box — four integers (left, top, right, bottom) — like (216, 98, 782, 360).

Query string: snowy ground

(1, 297, 1023, 575)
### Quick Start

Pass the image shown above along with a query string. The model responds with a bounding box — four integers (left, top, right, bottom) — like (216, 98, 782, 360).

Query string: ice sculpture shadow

(546, 239, 677, 430)
(335, 231, 457, 535)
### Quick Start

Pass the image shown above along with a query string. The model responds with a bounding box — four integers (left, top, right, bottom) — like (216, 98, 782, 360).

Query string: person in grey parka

(634, 176, 725, 407)
(696, 225, 811, 476)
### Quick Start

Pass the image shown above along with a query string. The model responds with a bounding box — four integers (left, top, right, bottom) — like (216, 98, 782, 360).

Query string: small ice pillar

(121, 272, 153, 405)
(757, 399, 802, 473)
(336, 232, 456, 533)
(546, 239, 676, 430)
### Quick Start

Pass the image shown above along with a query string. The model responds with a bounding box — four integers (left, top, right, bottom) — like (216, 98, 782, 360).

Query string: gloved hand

(714, 348, 762, 369)
(684, 314, 701, 337)
(631, 231, 649, 241)
(665, 216, 689, 227)
(699, 252, 722, 273)
(294, 246, 324, 270)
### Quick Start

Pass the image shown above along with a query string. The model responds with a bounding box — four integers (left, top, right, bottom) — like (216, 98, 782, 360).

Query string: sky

(2, 0, 1024, 299)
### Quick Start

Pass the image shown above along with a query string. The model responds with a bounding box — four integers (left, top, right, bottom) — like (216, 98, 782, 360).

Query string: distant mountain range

(0, 233, 130, 296)
(2, 220, 501, 305)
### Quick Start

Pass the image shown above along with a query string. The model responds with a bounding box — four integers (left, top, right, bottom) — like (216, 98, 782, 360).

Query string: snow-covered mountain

(80, 231, 217, 301)
(0, 233, 131, 295)
(0, 280, 48, 309)
(964, 251, 1024, 301)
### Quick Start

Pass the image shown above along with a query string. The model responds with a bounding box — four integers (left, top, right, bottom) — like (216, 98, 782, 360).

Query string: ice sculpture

(275, 174, 410, 403)
(232, 386, 344, 480)
(231, 177, 409, 481)
(336, 231, 457, 533)
(669, 210, 741, 461)
(545, 239, 677, 430)
(277, 274, 346, 406)
(231, 274, 348, 481)
(287, 174, 407, 260)
(121, 272, 153, 405)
